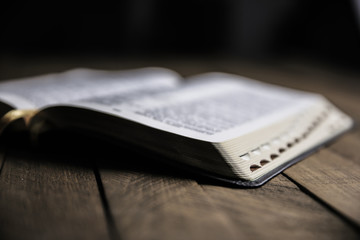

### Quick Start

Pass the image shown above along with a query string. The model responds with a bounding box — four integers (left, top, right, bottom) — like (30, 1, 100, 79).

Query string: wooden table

(0, 57, 359, 240)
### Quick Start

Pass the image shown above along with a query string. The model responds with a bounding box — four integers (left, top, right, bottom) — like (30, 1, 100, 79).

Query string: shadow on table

(1, 128, 239, 188)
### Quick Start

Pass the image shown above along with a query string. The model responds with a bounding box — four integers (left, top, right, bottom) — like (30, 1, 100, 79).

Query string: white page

(69, 73, 322, 142)
(0, 67, 181, 109)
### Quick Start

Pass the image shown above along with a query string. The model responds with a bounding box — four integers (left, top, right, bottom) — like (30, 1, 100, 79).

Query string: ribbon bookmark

(0, 109, 38, 135)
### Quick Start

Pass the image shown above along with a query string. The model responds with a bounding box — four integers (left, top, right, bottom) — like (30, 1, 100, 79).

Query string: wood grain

(284, 148, 360, 226)
(202, 174, 359, 240)
(100, 168, 359, 240)
(0, 147, 109, 240)
(329, 133, 360, 165)
(100, 169, 239, 240)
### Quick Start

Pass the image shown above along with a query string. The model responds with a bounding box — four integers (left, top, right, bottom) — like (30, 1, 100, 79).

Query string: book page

(0, 67, 181, 109)
(70, 73, 322, 142)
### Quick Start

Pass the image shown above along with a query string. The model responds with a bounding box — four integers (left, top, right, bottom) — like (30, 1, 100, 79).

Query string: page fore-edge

(190, 123, 354, 188)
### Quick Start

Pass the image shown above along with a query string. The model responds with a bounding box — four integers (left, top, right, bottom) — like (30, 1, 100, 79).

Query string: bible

(0, 67, 353, 187)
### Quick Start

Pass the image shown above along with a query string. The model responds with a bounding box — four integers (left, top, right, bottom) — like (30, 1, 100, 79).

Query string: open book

(0, 67, 353, 187)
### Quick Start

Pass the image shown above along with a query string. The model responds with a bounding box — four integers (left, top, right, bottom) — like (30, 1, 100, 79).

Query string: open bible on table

(0, 67, 353, 187)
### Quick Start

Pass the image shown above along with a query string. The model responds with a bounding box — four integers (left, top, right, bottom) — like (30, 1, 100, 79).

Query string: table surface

(0, 57, 359, 240)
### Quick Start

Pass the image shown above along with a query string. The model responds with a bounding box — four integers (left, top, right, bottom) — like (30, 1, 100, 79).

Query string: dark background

(1, 0, 360, 69)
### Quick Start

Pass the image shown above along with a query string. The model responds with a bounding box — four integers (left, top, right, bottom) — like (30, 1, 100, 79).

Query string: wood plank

(328, 133, 360, 165)
(100, 167, 359, 240)
(100, 169, 240, 240)
(202, 174, 359, 240)
(284, 149, 360, 226)
(0, 147, 109, 240)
